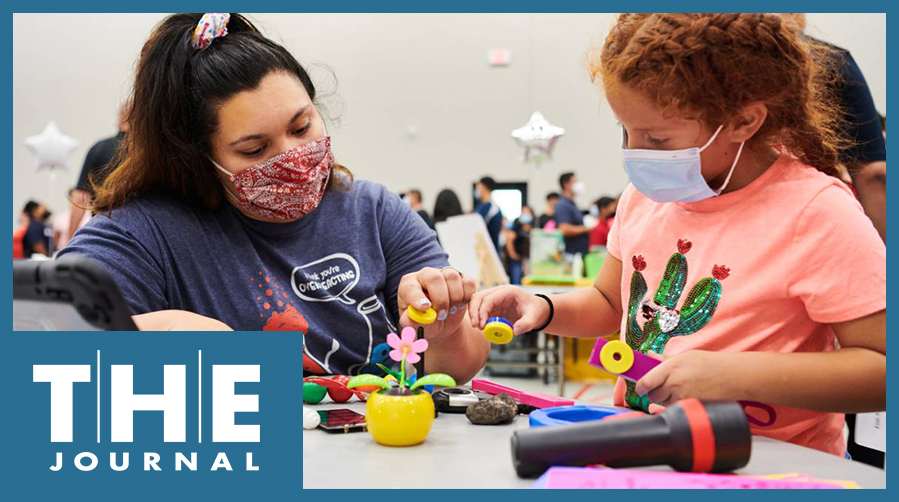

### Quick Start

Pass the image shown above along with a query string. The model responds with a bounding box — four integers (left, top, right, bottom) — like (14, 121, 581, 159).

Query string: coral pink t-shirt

(607, 152, 886, 456)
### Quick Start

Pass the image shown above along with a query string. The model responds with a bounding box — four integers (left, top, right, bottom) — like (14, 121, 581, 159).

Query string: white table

(303, 401, 887, 489)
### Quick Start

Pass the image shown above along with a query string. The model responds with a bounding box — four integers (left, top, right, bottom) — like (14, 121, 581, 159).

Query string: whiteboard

(435, 213, 508, 289)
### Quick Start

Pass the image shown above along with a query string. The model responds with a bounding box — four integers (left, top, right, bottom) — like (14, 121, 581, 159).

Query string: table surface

(303, 401, 887, 489)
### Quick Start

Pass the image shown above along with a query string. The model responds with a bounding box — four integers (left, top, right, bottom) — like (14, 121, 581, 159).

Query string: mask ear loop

(698, 124, 725, 151)
(697, 125, 743, 196)
(209, 156, 244, 203)
(713, 140, 745, 195)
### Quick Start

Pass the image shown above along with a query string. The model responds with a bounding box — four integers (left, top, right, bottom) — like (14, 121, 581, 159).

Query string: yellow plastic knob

(599, 340, 635, 375)
(484, 317, 514, 345)
(407, 305, 438, 325)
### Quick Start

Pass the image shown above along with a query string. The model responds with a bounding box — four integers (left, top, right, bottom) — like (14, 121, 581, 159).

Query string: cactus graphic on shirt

(624, 239, 730, 412)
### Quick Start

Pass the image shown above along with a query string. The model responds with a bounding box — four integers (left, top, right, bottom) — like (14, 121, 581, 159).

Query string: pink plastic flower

(387, 327, 429, 364)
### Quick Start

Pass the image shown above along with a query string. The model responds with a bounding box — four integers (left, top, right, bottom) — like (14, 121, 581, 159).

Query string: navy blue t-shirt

(553, 196, 588, 255)
(22, 221, 50, 258)
(59, 180, 449, 376)
(826, 42, 887, 165)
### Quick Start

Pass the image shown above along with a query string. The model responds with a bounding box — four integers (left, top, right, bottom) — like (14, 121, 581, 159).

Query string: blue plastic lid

(486, 317, 513, 328)
(529, 405, 630, 427)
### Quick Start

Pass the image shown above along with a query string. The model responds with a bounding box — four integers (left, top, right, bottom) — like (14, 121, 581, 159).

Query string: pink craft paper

(534, 468, 848, 489)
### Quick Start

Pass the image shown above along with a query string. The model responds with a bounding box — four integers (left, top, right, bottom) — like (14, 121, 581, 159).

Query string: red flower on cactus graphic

(632, 255, 647, 271)
(712, 264, 731, 280)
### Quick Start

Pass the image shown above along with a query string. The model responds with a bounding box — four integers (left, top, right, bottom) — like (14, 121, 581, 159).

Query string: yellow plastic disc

(407, 305, 438, 325)
(599, 340, 635, 374)
(484, 321, 514, 345)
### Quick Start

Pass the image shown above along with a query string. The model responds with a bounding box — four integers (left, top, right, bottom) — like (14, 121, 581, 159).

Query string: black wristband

(533, 294, 554, 332)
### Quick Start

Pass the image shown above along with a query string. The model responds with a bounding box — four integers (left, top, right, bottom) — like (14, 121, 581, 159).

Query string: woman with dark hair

(59, 14, 488, 382)
(432, 188, 463, 224)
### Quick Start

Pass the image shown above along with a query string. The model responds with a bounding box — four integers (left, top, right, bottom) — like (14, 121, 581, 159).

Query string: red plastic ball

(327, 375, 354, 403)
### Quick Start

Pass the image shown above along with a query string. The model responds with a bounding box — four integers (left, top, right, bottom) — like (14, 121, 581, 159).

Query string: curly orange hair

(589, 13, 846, 174)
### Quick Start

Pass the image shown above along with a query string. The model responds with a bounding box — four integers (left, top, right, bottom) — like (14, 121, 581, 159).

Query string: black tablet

(13, 255, 138, 331)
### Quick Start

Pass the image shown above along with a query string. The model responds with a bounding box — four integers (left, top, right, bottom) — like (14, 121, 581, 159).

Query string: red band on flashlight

(679, 398, 715, 472)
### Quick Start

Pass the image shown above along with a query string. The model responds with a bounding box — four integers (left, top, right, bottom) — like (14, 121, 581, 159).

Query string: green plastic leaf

(376, 363, 412, 386)
(346, 374, 390, 390)
(410, 374, 456, 391)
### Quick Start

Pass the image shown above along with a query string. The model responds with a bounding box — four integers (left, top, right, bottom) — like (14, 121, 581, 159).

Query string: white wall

(13, 13, 886, 225)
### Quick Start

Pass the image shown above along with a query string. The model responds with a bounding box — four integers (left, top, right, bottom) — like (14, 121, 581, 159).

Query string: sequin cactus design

(624, 239, 730, 411)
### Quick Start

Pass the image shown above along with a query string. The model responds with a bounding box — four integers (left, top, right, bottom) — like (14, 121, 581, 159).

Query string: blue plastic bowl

(529, 405, 630, 427)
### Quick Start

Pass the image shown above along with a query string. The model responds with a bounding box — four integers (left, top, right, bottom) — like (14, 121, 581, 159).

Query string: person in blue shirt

(505, 206, 534, 285)
(782, 14, 886, 242)
(553, 172, 590, 257)
(59, 13, 489, 383)
(20, 200, 52, 258)
(473, 176, 503, 253)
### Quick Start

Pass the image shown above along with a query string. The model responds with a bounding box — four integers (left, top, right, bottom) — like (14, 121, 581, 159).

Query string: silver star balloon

(511, 111, 565, 165)
(24, 122, 79, 172)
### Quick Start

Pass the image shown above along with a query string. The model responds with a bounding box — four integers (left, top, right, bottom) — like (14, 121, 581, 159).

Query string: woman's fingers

(461, 275, 477, 305)
(418, 268, 450, 320)
(397, 272, 434, 314)
(441, 267, 465, 317)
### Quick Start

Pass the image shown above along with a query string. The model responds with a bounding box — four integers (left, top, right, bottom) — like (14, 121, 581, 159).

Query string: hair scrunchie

(191, 13, 230, 50)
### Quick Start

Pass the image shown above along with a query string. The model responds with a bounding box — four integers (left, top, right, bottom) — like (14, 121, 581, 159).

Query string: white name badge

(855, 412, 886, 453)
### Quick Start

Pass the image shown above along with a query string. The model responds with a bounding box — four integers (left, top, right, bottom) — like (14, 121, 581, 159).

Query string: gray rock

(466, 393, 518, 425)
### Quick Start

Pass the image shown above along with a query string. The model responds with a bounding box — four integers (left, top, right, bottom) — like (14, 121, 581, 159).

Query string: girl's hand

(398, 266, 477, 340)
(635, 350, 737, 406)
(613, 377, 627, 406)
(468, 285, 550, 336)
(133, 310, 234, 331)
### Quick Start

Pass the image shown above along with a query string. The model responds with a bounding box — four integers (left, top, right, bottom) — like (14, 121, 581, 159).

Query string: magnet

(599, 340, 635, 375)
(588, 337, 662, 382)
(407, 305, 438, 325)
(484, 317, 514, 344)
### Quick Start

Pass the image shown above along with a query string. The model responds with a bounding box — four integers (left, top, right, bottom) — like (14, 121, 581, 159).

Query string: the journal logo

(34, 350, 261, 472)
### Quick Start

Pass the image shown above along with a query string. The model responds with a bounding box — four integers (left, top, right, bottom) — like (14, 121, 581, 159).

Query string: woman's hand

(133, 310, 234, 331)
(397, 267, 477, 340)
(468, 285, 550, 336)
(634, 350, 738, 406)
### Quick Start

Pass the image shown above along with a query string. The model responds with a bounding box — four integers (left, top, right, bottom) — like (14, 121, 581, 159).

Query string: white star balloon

(24, 122, 79, 172)
(511, 111, 565, 165)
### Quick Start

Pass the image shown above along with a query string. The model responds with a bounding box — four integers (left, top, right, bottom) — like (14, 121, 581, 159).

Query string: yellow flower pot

(365, 388, 435, 447)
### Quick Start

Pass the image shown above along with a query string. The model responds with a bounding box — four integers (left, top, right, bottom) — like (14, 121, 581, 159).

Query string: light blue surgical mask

(621, 125, 744, 203)
(520, 214, 534, 225)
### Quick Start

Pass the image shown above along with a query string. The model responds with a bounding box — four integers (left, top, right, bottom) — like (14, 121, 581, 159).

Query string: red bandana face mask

(212, 136, 333, 221)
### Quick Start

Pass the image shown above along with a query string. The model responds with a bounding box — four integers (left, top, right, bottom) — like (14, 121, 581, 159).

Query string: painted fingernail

(450, 306, 457, 315)
(418, 298, 431, 307)
(437, 310, 448, 321)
